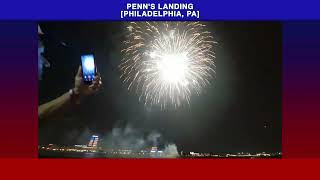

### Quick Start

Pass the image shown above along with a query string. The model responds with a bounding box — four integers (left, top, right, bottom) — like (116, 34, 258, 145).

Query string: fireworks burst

(120, 22, 216, 108)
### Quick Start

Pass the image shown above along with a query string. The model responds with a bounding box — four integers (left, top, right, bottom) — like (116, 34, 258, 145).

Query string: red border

(1, 159, 318, 179)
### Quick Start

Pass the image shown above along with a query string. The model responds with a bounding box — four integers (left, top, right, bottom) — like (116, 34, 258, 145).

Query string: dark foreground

(39, 151, 281, 159)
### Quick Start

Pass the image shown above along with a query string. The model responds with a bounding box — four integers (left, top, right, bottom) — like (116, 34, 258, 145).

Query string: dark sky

(39, 22, 282, 153)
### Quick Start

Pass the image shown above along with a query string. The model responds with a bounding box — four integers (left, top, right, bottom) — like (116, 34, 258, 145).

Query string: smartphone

(81, 54, 96, 84)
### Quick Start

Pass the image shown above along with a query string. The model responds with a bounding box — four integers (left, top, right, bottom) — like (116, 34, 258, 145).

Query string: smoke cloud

(163, 144, 179, 158)
(100, 123, 179, 158)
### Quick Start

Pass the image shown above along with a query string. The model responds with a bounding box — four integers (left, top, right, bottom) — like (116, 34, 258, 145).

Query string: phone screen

(81, 54, 96, 83)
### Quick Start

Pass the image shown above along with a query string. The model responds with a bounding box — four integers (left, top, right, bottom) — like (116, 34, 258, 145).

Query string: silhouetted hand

(73, 66, 102, 96)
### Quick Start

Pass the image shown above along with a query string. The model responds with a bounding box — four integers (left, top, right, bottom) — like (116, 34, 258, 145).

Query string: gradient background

(0, 22, 37, 158)
(283, 22, 320, 158)
(0, 22, 320, 158)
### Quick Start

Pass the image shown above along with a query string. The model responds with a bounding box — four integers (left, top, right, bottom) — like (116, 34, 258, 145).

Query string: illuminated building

(150, 146, 158, 153)
(88, 135, 99, 148)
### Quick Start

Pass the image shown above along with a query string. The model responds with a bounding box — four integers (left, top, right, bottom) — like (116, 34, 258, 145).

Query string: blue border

(2, 0, 320, 20)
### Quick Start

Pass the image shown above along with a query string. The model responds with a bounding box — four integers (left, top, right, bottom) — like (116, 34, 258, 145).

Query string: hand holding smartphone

(81, 54, 96, 84)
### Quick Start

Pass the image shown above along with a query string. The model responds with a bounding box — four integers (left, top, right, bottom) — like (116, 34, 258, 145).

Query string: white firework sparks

(120, 21, 216, 108)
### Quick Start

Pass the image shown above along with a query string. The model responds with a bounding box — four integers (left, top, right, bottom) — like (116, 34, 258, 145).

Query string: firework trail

(120, 22, 216, 108)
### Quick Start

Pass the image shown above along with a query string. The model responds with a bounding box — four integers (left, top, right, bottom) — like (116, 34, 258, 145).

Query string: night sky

(39, 22, 282, 153)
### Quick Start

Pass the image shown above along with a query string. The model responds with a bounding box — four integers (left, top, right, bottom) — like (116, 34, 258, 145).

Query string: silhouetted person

(38, 26, 102, 120)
